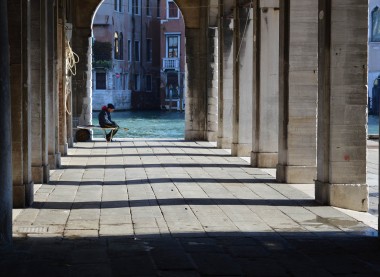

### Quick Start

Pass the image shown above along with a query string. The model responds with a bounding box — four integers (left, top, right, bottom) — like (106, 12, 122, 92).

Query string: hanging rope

(65, 39, 79, 115)
(65, 39, 79, 76)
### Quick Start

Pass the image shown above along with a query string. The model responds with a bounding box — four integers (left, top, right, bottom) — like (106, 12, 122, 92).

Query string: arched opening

(90, 0, 186, 140)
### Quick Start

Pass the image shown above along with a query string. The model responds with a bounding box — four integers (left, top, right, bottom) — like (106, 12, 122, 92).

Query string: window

(167, 0, 178, 19)
(372, 7, 380, 42)
(128, 0, 132, 13)
(119, 32, 124, 60)
(146, 0, 151, 16)
(127, 40, 131, 61)
(114, 32, 119, 59)
(166, 35, 180, 58)
(115, 0, 123, 12)
(134, 74, 140, 90)
(96, 72, 106, 89)
(146, 38, 152, 62)
(146, 75, 152, 91)
(134, 40, 140, 62)
(133, 0, 140, 15)
(157, 0, 160, 17)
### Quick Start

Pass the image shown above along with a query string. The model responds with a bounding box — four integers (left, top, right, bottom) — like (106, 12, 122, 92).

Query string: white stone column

(315, 0, 368, 212)
(231, 1, 253, 157)
(276, 0, 318, 183)
(217, 1, 234, 149)
(57, 3, 68, 155)
(251, 0, 279, 167)
(207, 27, 219, 142)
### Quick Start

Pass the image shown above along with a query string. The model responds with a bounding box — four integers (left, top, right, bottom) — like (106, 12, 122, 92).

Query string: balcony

(162, 58, 180, 71)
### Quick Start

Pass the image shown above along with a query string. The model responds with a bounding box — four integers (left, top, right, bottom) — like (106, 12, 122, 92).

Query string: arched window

(372, 7, 380, 42)
(114, 32, 119, 59)
(119, 33, 124, 60)
(114, 0, 118, 11)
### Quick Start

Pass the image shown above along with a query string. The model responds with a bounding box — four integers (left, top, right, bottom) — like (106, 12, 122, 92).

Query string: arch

(372, 6, 380, 42)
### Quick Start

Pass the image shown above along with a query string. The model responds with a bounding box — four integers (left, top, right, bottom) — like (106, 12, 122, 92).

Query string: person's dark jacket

(98, 106, 116, 127)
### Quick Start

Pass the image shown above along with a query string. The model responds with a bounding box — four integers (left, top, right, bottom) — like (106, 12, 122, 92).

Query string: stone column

(47, 0, 60, 168)
(206, 27, 219, 142)
(0, 0, 12, 248)
(9, 0, 33, 208)
(231, 1, 253, 157)
(184, 13, 209, 140)
(57, 3, 68, 155)
(71, 29, 93, 132)
(217, 1, 234, 149)
(276, 0, 318, 183)
(315, 0, 368, 212)
(251, 0, 279, 167)
(31, 0, 49, 183)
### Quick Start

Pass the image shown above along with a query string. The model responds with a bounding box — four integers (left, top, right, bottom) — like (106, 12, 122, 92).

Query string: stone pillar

(47, 0, 60, 168)
(217, 1, 234, 149)
(251, 0, 279, 167)
(276, 0, 318, 183)
(57, 3, 68, 155)
(315, 0, 368, 212)
(231, 1, 253, 157)
(72, 29, 93, 132)
(206, 27, 219, 142)
(9, 0, 33, 208)
(185, 11, 209, 140)
(0, 0, 12, 248)
(31, 0, 49, 184)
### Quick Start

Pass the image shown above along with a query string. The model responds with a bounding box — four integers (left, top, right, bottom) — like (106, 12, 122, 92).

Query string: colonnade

(184, 0, 368, 212)
(0, 0, 371, 247)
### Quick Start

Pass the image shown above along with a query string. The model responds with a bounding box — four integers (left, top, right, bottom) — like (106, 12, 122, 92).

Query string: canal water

(92, 112, 379, 139)
(369, 115, 379, 135)
(92, 110, 185, 139)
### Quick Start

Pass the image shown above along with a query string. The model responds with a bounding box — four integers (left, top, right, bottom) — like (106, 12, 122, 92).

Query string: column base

(276, 164, 316, 184)
(48, 152, 61, 169)
(60, 143, 68, 156)
(231, 143, 252, 157)
(315, 181, 368, 212)
(207, 131, 218, 142)
(13, 182, 34, 208)
(32, 165, 50, 184)
(251, 152, 278, 168)
(185, 131, 206, 141)
(217, 137, 232, 149)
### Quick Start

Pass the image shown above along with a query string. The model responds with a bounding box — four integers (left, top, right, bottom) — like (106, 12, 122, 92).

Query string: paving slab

(5, 139, 380, 276)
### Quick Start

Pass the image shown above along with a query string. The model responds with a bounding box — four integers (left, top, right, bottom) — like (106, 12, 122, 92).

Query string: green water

(92, 110, 185, 139)
(369, 115, 379, 135)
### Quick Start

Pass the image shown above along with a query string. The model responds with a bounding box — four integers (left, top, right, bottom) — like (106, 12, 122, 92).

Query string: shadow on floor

(1, 232, 380, 276)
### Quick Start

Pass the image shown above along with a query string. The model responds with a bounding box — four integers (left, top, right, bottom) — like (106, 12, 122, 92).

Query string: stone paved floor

(2, 140, 380, 276)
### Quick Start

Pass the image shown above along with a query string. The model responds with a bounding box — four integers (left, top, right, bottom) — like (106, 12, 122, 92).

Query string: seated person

(98, 103, 119, 142)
